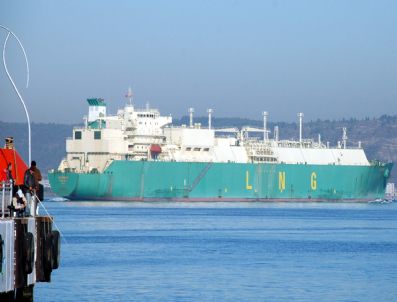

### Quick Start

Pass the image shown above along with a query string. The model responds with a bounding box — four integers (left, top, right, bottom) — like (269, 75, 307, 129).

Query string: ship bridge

(63, 97, 172, 173)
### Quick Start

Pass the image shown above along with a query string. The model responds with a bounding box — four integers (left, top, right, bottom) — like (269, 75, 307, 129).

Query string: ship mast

(342, 127, 348, 149)
(1, 25, 31, 164)
(125, 86, 133, 106)
(298, 112, 304, 145)
(262, 111, 268, 142)
(189, 108, 194, 128)
(207, 108, 213, 130)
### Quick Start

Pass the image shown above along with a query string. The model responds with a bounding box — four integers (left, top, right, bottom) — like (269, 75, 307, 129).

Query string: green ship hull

(48, 160, 393, 202)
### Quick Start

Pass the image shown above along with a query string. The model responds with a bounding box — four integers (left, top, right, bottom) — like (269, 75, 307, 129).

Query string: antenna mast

(125, 86, 133, 106)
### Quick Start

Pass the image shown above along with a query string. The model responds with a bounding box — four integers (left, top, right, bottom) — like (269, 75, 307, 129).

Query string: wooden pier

(0, 183, 60, 301)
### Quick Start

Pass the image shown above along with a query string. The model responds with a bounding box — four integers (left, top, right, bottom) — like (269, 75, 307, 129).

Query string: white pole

(207, 108, 213, 129)
(1, 25, 31, 164)
(298, 112, 304, 145)
(127, 86, 133, 106)
(262, 111, 268, 142)
(8, 180, 13, 211)
(1, 181, 5, 219)
(189, 108, 194, 128)
(342, 127, 347, 149)
(0, 25, 29, 86)
(274, 126, 279, 142)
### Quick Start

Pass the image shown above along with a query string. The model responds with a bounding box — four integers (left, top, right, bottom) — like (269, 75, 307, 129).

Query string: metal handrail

(1, 181, 4, 219)
(1, 180, 13, 219)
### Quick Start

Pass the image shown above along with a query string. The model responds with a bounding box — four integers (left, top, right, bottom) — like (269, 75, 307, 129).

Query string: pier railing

(1, 181, 13, 219)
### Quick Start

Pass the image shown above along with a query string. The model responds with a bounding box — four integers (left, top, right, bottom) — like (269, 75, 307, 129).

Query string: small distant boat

(370, 198, 384, 203)
(368, 198, 393, 204)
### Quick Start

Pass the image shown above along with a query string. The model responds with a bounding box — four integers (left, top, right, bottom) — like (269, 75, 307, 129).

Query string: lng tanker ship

(48, 94, 392, 202)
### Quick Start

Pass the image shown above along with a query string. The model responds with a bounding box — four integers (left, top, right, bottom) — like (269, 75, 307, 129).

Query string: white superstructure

(59, 96, 371, 173)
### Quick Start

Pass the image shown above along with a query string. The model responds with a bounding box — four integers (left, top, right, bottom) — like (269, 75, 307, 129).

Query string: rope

(33, 193, 68, 245)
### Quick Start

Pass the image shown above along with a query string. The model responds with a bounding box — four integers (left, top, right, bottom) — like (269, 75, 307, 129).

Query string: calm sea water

(35, 200, 397, 302)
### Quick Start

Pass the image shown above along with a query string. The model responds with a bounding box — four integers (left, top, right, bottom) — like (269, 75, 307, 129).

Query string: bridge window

(75, 131, 82, 140)
(94, 131, 101, 140)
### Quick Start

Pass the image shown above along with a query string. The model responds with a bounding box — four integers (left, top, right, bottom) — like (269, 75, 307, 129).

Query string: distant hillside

(1, 115, 396, 182)
(0, 122, 73, 178)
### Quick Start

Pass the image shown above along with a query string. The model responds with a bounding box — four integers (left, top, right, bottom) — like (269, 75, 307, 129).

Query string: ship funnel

(298, 112, 304, 144)
(87, 98, 107, 122)
(207, 108, 213, 129)
(189, 108, 194, 128)
(262, 111, 268, 142)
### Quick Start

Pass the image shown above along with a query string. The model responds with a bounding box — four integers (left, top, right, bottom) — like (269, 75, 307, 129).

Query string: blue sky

(1, 0, 396, 123)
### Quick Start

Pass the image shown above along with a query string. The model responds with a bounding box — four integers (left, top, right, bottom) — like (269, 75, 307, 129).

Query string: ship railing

(248, 150, 275, 156)
(1, 180, 13, 219)
(243, 140, 273, 148)
(133, 108, 160, 113)
(276, 139, 318, 148)
(215, 134, 237, 139)
(250, 156, 278, 163)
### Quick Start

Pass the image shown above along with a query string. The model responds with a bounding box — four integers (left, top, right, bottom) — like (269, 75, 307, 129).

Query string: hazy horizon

(1, 0, 396, 123)
(1, 111, 395, 127)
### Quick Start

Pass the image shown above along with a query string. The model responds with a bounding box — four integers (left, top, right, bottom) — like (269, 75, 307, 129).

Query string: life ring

(51, 230, 61, 269)
(23, 232, 35, 274)
(44, 232, 54, 274)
